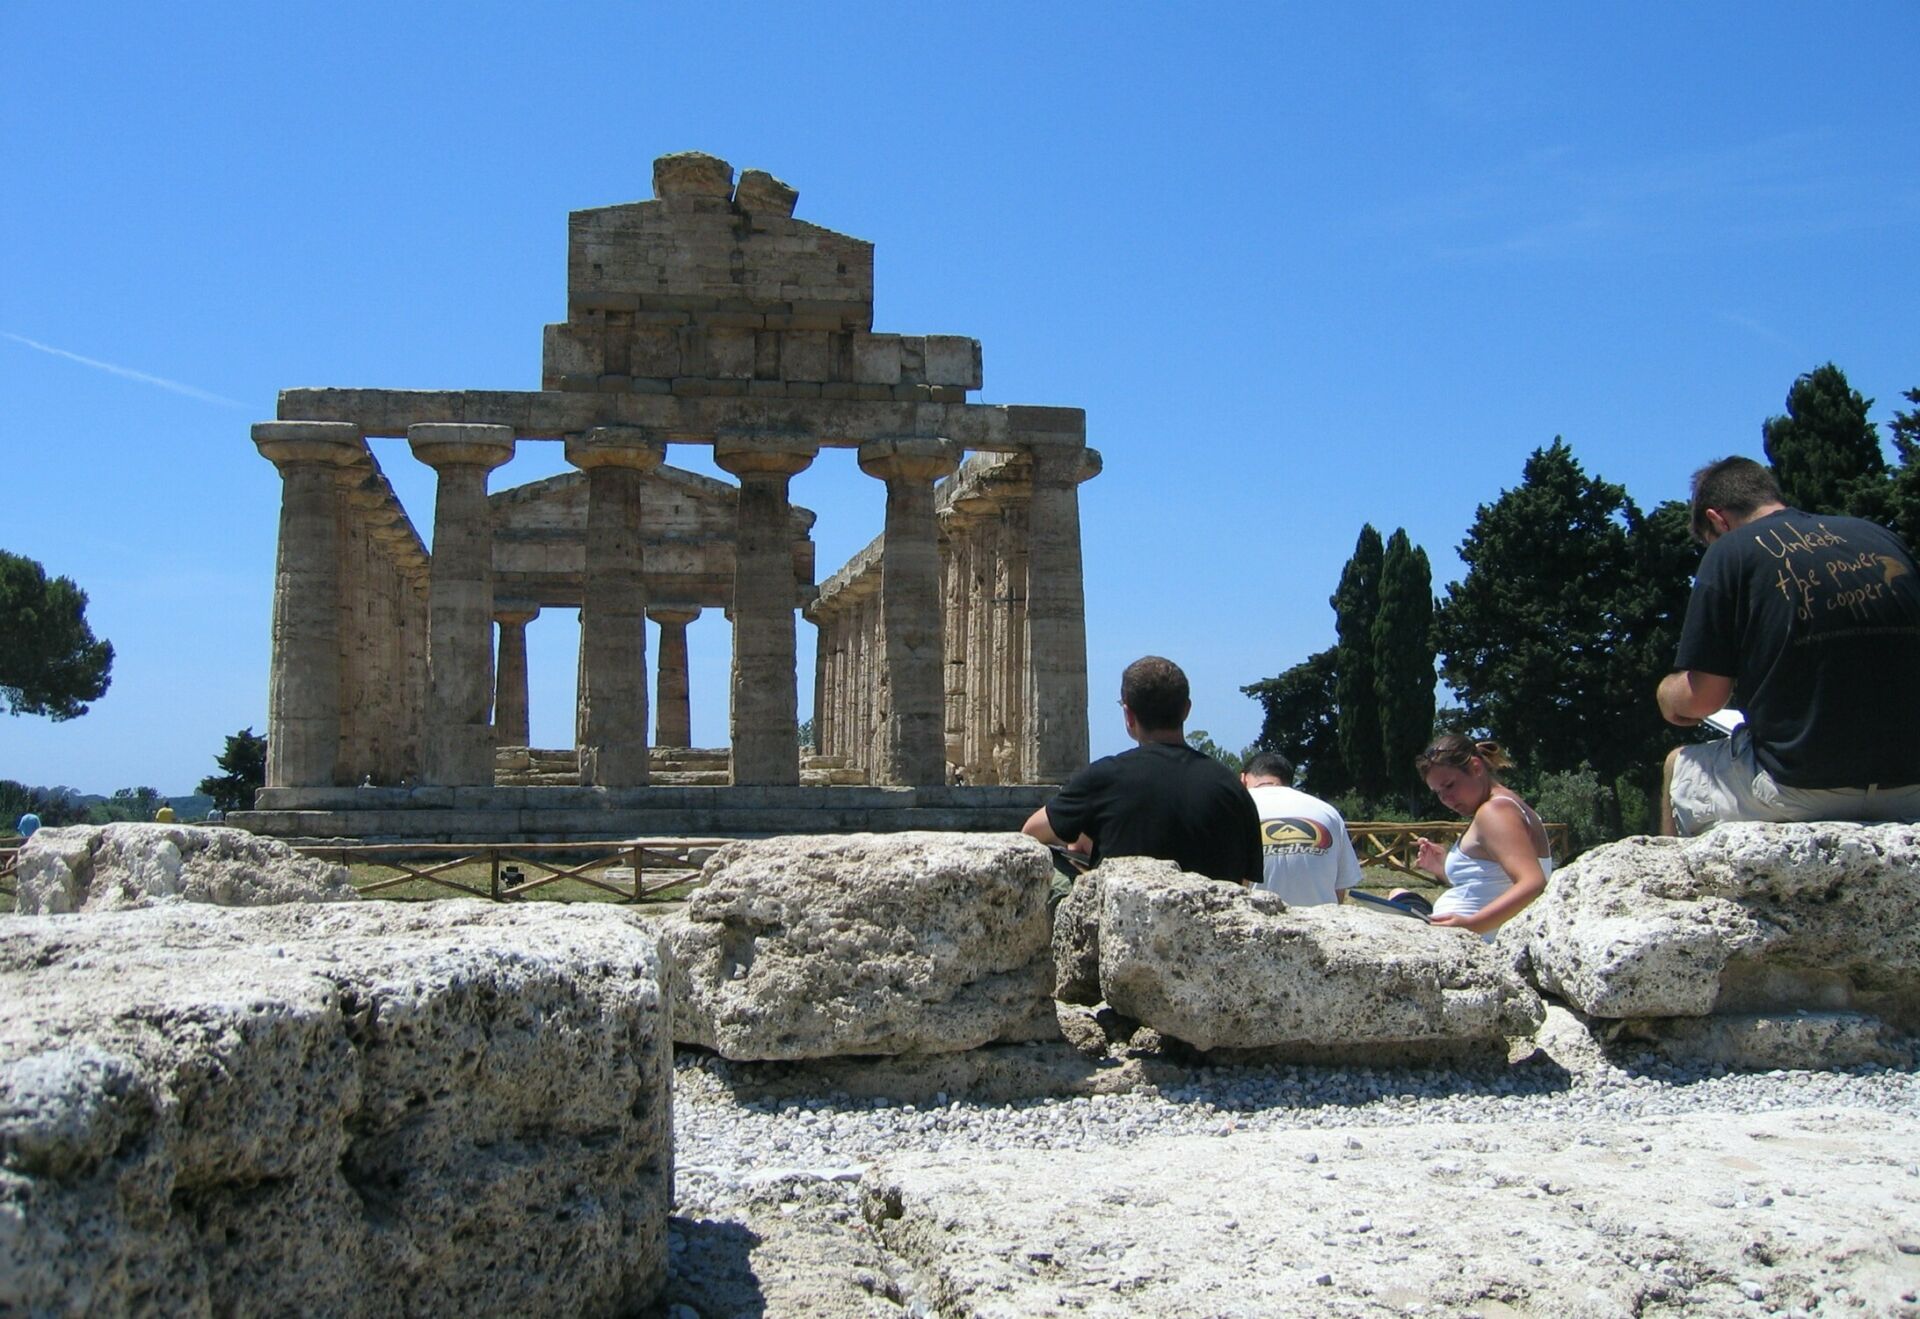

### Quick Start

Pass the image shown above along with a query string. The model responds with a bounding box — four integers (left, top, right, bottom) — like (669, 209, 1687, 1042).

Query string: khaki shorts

(1668, 727, 1920, 837)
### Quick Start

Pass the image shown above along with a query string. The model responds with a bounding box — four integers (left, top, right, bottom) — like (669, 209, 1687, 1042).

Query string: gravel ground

(657, 1020, 1920, 1317)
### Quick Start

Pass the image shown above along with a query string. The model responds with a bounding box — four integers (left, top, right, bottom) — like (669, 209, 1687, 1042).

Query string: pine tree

(1432, 439, 1682, 797)
(1241, 649, 1349, 797)
(1331, 525, 1386, 802)
(198, 727, 268, 813)
(1887, 387, 1920, 550)
(1762, 363, 1884, 517)
(0, 550, 113, 721)
(1371, 529, 1435, 812)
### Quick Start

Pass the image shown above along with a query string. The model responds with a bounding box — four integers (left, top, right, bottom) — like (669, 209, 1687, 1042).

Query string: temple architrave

(236, 151, 1098, 841)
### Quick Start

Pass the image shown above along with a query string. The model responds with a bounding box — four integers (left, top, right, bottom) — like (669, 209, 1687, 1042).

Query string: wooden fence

(1345, 820, 1570, 880)
(295, 838, 733, 902)
(0, 846, 17, 899)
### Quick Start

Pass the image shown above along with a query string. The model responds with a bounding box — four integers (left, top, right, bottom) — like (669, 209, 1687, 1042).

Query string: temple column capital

(253, 420, 365, 471)
(858, 437, 961, 484)
(713, 433, 819, 478)
(407, 422, 516, 472)
(564, 426, 667, 473)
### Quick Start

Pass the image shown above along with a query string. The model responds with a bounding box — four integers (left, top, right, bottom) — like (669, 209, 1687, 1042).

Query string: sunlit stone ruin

(234, 152, 1098, 840)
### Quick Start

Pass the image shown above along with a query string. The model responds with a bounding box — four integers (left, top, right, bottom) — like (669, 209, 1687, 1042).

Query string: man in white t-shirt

(1239, 752, 1361, 906)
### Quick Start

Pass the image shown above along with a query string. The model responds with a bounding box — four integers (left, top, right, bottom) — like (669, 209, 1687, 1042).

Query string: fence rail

(295, 838, 734, 902)
(1345, 820, 1569, 880)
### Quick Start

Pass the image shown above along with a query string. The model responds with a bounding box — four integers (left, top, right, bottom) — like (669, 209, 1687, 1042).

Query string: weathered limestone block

(734, 168, 798, 218)
(15, 823, 358, 914)
(1051, 869, 1103, 1005)
(661, 832, 1054, 1059)
(0, 901, 671, 1317)
(1516, 823, 1920, 1027)
(1097, 860, 1543, 1059)
(653, 149, 733, 202)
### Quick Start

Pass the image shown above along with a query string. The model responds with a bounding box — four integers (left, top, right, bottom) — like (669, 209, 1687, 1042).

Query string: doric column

(369, 517, 425, 782)
(946, 494, 993, 781)
(1023, 442, 1099, 783)
(858, 438, 962, 785)
(938, 523, 965, 779)
(565, 427, 666, 786)
(647, 605, 700, 748)
(408, 423, 515, 786)
(254, 422, 365, 788)
(493, 606, 539, 747)
(713, 434, 818, 786)
(808, 616, 827, 760)
(998, 500, 1031, 784)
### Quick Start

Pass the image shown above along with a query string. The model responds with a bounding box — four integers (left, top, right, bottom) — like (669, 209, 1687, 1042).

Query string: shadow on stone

(657, 1217, 766, 1318)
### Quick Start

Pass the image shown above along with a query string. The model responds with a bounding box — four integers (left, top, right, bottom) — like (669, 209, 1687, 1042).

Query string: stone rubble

(662, 1026, 1920, 1318)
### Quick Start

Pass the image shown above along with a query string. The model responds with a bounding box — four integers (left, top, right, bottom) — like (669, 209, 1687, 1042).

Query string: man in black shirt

(1023, 655, 1262, 883)
(1656, 456, 1920, 835)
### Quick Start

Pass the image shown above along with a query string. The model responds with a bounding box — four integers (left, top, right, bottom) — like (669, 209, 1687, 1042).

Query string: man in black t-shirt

(1022, 655, 1262, 883)
(1656, 456, 1920, 835)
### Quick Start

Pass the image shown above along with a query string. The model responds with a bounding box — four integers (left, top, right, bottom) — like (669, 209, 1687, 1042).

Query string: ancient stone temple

(239, 152, 1097, 840)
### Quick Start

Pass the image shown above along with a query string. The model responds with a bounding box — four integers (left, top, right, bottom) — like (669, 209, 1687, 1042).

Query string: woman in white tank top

(1402, 736, 1553, 937)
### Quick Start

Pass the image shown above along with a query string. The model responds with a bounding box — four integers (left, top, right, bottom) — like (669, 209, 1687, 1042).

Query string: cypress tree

(1372, 529, 1435, 812)
(1331, 525, 1387, 802)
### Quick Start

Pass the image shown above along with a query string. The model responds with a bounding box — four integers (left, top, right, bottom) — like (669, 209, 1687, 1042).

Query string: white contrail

(2, 331, 248, 409)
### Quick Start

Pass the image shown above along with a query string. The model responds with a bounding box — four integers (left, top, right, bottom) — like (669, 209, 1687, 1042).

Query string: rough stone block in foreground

(1097, 860, 1543, 1059)
(1517, 823, 1920, 1026)
(15, 822, 359, 914)
(661, 831, 1054, 1059)
(0, 902, 671, 1317)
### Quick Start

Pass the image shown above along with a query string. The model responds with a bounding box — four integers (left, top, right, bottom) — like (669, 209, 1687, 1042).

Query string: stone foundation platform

(231, 783, 1051, 842)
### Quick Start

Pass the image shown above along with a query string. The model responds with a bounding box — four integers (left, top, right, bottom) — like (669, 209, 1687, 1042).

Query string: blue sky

(4, 4, 1916, 794)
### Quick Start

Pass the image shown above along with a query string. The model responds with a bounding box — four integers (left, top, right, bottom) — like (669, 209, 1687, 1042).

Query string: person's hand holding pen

(1414, 835, 1448, 879)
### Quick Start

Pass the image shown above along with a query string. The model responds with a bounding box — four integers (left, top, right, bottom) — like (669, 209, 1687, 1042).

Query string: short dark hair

(1242, 751, 1295, 784)
(1689, 457, 1783, 544)
(1121, 655, 1189, 732)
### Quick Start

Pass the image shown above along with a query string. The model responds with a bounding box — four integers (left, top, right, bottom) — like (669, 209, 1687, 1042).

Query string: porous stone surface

(0, 901, 671, 1317)
(660, 831, 1054, 1059)
(863, 1108, 1920, 1317)
(14, 822, 358, 914)
(1051, 869, 1102, 1004)
(1518, 823, 1920, 1027)
(1097, 860, 1544, 1059)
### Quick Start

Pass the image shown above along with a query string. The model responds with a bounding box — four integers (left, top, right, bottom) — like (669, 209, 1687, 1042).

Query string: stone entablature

(254, 151, 1092, 800)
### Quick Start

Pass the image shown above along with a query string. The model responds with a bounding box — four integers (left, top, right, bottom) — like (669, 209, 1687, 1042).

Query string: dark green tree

(0, 550, 114, 720)
(1886, 387, 1920, 549)
(197, 726, 268, 813)
(1761, 363, 1884, 517)
(1184, 730, 1249, 773)
(1242, 648, 1349, 797)
(1371, 529, 1435, 812)
(1331, 525, 1387, 801)
(90, 786, 162, 824)
(1432, 440, 1695, 830)
(0, 781, 89, 829)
